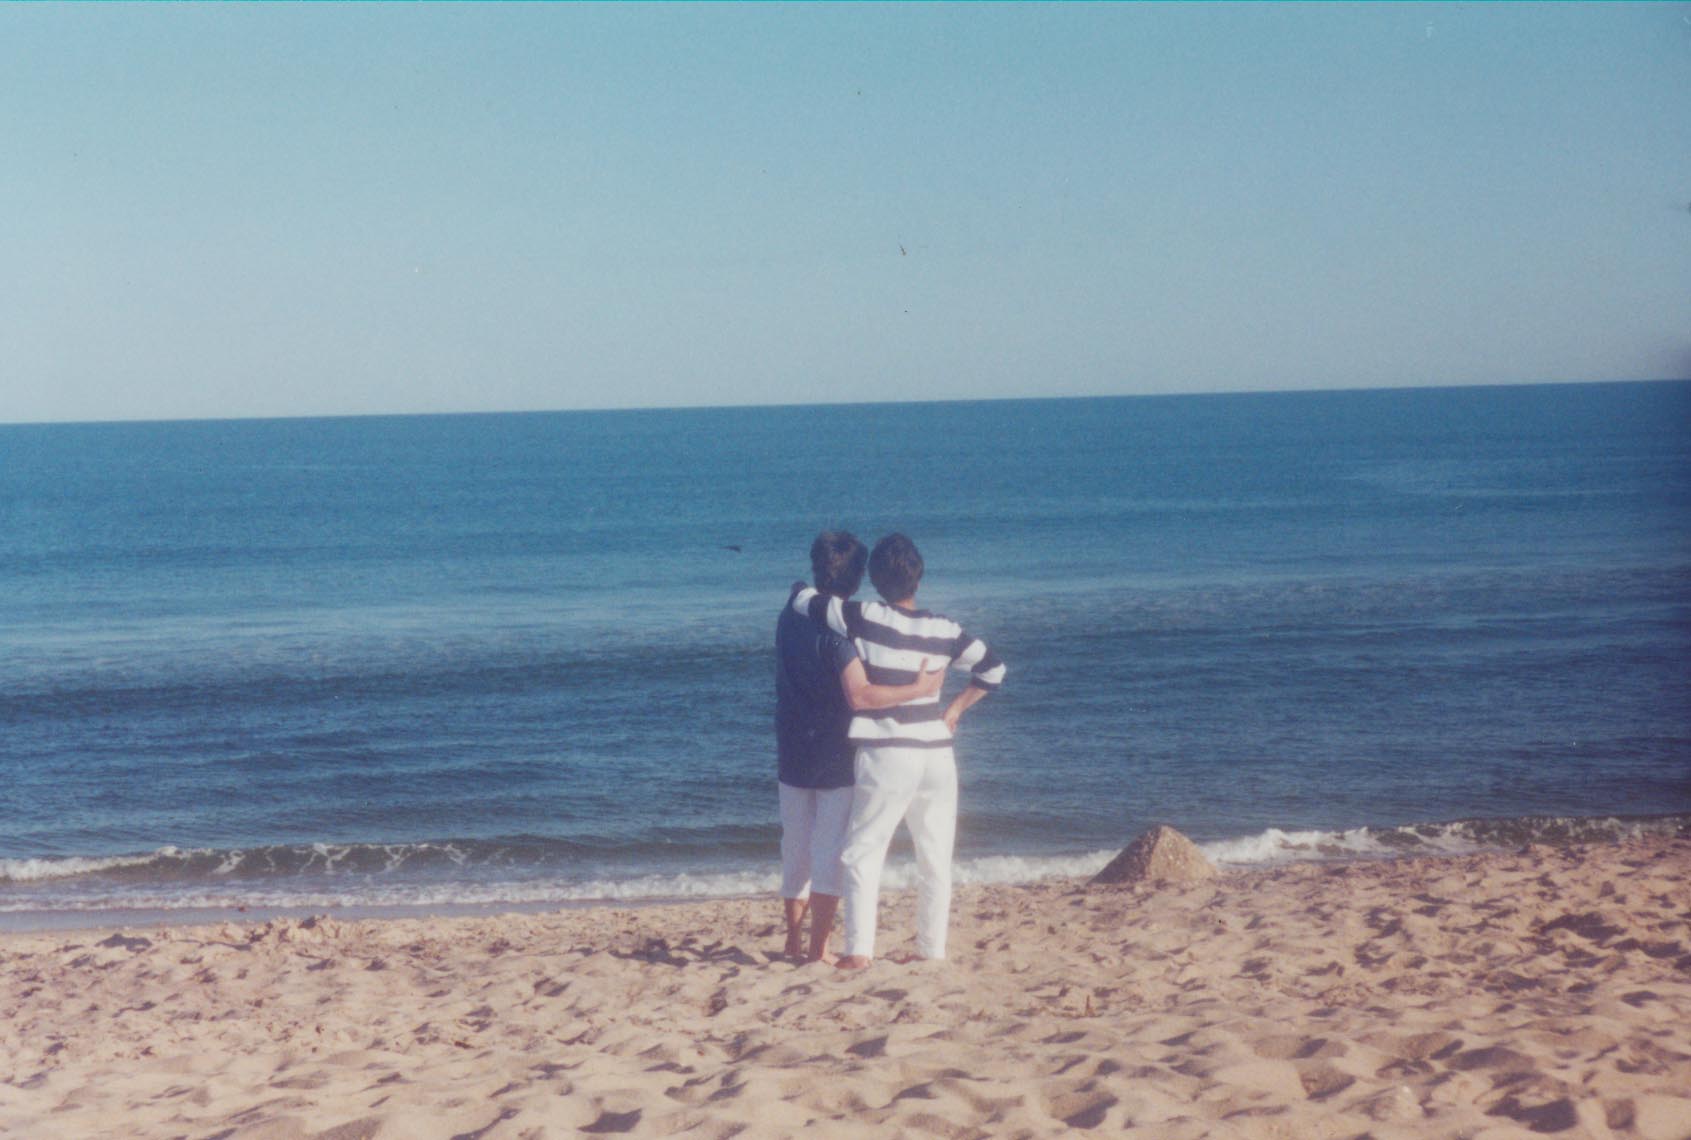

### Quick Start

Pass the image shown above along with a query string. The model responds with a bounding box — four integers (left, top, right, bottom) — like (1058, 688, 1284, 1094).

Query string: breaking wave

(1198, 813, 1691, 866)
(4, 813, 1684, 919)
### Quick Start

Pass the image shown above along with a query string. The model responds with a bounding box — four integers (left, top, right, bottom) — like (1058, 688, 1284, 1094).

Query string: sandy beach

(3, 836, 1688, 1140)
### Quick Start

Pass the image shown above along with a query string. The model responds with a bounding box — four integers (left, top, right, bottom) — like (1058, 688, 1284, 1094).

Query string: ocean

(3, 381, 1689, 926)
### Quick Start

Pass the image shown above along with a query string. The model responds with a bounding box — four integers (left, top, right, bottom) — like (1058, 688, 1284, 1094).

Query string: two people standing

(774, 531, 1006, 968)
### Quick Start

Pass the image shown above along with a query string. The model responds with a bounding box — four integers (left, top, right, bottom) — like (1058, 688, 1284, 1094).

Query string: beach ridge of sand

(3, 837, 1689, 1139)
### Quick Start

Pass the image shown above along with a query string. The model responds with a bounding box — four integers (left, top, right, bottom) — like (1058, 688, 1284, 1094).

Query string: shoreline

(6, 811, 1687, 935)
(5, 836, 1688, 1138)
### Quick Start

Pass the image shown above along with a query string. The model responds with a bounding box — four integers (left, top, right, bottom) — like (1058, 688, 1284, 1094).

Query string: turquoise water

(3, 381, 1688, 918)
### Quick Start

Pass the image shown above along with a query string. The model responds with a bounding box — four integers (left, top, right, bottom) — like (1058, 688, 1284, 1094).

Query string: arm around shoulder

(791, 587, 852, 638)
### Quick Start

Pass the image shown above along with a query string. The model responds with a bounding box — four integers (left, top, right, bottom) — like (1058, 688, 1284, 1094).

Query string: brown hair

(868, 533, 924, 602)
(810, 531, 867, 596)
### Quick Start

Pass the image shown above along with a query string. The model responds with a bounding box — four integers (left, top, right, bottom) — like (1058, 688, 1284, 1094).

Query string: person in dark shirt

(789, 532, 1004, 967)
(776, 531, 941, 962)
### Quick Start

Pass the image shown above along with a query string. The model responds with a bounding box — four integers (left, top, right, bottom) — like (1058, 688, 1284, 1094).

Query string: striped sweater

(791, 587, 1006, 748)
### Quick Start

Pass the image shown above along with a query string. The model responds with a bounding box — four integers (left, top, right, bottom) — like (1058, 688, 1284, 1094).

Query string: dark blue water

(3, 382, 1689, 917)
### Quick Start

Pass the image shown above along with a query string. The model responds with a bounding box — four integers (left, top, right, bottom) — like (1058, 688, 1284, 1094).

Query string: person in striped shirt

(790, 532, 1006, 967)
(775, 531, 944, 964)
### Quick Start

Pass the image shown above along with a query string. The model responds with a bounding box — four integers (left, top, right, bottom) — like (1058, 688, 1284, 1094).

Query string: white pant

(841, 745, 958, 960)
(778, 782, 854, 899)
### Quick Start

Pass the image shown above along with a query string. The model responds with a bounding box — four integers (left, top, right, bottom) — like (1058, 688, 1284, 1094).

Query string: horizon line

(4, 374, 1686, 431)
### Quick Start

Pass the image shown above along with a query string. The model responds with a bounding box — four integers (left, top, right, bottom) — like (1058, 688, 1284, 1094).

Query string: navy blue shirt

(775, 584, 859, 789)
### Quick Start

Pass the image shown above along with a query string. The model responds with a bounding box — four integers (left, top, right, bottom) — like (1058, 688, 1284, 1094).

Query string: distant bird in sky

(899, 243, 907, 256)
(724, 544, 742, 553)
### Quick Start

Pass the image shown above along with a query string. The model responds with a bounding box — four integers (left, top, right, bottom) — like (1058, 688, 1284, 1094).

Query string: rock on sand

(1090, 824, 1217, 886)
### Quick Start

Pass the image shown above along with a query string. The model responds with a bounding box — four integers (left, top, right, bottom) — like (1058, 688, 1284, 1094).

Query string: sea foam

(0, 848, 197, 884)
(1197, 814, 1691, 867)
(4, 815, 1685, 918)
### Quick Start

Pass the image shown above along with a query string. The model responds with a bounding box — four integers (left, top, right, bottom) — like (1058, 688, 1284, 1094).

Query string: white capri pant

(778, 781, 854, 899)
(840, 744, 958, 960)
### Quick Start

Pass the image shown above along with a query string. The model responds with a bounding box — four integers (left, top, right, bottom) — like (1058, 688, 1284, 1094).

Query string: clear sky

(3, 2, 1688, 424)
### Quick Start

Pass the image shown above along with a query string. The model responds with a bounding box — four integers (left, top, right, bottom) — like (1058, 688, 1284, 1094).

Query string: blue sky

(3, 2, 1687, 424)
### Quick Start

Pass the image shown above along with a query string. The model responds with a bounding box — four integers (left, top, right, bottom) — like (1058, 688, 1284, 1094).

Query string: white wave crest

(0, 848, 1122, 913)
(1192, 815, 1691, 867)
(1198, 827, 1408, 866)
(8, 816, 1679, 917)
(950, 850, 1118, 886)
(0, 847, 198, 884)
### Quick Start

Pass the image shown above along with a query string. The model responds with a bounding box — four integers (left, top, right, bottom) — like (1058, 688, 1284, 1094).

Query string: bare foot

(886, 951, 927, 964)
(835, 954, 872, 970)
(805, 948, 839, 966)
(783, 933, 805, 959)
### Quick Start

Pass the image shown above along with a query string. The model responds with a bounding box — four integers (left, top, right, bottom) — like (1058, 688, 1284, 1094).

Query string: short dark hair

(810, 531, 867, 596)
(869, 533, 923, 602)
